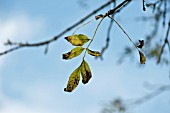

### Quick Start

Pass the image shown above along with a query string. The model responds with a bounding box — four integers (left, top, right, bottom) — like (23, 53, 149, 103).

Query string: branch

(0, 0, 114, 56)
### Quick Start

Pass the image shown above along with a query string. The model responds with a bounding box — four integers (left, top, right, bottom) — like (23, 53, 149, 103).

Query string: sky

(0, 0, 170, 113)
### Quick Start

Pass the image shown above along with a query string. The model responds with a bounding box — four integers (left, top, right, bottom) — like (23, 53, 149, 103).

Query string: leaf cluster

(63, 34, 101, 92)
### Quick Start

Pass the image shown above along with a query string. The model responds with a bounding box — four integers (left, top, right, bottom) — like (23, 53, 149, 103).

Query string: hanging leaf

(64, 66, 81, 92)
(63, 47, 84, 60)
(65, 34, 90, 46)
(87, 49, 100, 57)
(80, 60, 92, 84)
(139, 51, 146, 64)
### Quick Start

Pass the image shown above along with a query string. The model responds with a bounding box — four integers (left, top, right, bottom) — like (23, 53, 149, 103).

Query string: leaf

(80, 60, 92, 84)
(137, 40, 144, 49)
(139, 51, 146, 64)
(64, 66, 81, 92)
(65, 34, 90, 46)
(63, 47, 84, 60)
(87, 49, 100, 57)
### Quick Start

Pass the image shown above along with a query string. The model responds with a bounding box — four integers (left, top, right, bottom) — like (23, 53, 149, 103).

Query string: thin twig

(0, 46, 22, 56)
(72, 19, 95, 35)
(143, 0, 146, 11)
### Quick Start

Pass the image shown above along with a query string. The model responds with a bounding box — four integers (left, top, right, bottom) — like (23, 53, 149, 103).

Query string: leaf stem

(108, 15, 139, 51)
(72, 19, 95, 35)
(82, 17, 105, 60)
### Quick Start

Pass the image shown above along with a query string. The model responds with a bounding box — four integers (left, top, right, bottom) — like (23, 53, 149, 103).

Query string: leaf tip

(64, 88, 72, 92)
(82, 79, 89, 84)
(65, 36, 68, 40)
(62, 52, 70, 60)
(82, 80, 87, 84)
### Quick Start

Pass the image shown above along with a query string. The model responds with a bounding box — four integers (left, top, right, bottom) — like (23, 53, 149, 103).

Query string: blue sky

(0, 0, 170, 113)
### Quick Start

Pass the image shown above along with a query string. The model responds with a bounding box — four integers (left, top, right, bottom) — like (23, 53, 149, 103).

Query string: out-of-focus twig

(131, 84, 170, 106)
(99, 0, 116, 60)
(101, 84, 170, 113)
(157, 20, 170, 64)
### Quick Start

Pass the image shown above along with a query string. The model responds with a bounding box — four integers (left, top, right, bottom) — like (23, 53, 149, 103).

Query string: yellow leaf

(63, 47, 84, 60)
(64, 66, 81, 92)
(87, 49, 100, 57)
(80, 60, 92, 84)
(139, 51, 146, 64)
(65, 34, 90, 46)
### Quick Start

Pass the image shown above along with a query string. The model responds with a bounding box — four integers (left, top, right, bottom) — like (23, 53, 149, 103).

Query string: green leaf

(65, 34, 90, 46)
(63, 47, 84, 60)
(64, 66, 81, 92)
(87, 49, 100, 57)
(80, 60, 92, 84)
(139, 51, 146, 64)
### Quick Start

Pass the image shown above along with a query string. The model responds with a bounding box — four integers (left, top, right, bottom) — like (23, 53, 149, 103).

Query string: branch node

(95, 14, 104, 20)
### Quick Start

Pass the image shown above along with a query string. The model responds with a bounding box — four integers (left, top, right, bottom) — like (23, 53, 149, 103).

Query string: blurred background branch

(101, 84, 170, 113)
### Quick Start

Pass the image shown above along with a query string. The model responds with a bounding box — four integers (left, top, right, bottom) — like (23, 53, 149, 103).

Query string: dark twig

(44, 44, 49, 54)
(143, 0, 146, 11)
(0, 0, 114, 56)
(106, 0, 131, 17)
